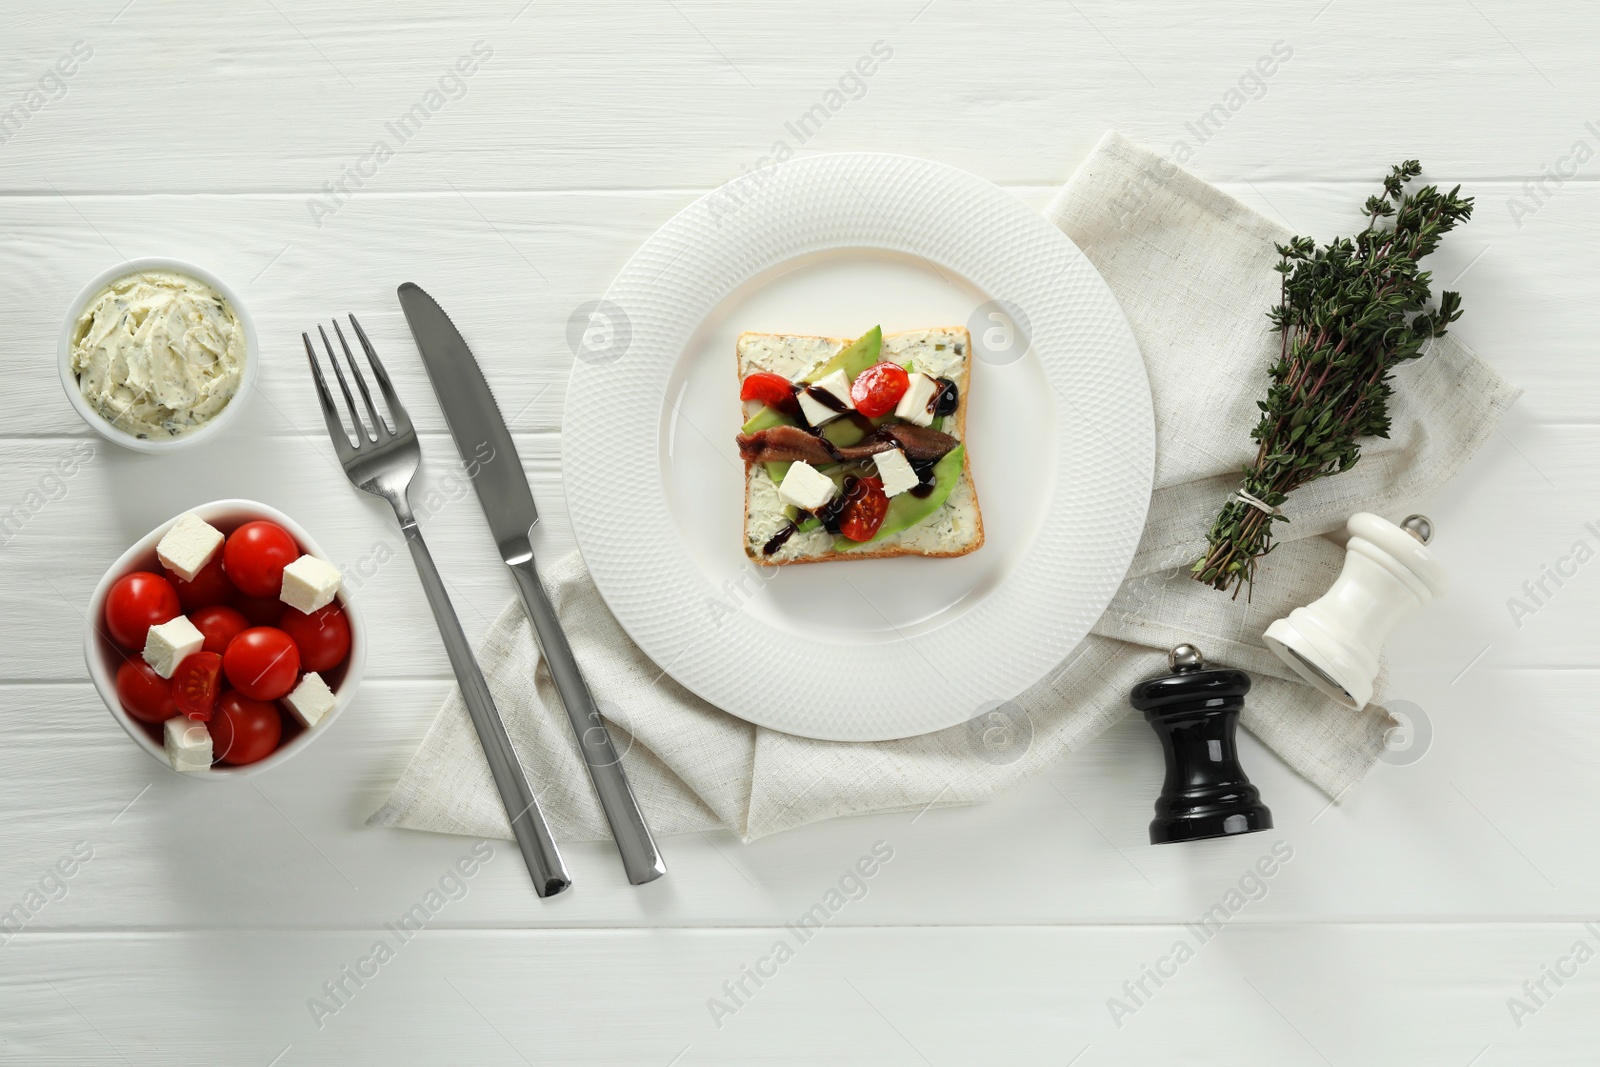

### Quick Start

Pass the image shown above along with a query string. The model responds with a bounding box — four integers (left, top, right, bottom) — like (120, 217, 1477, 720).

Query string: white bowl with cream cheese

(58, 258, 259, 452)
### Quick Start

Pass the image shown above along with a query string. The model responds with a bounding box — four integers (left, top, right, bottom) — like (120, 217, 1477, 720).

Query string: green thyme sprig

(1192, 161, 1473, 595)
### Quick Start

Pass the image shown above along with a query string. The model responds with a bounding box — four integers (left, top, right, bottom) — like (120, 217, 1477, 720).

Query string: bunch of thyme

(1192, 161, 1473, 595)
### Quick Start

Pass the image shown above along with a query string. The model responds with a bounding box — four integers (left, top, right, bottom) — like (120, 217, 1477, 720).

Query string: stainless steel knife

(397, 282, 665, 886)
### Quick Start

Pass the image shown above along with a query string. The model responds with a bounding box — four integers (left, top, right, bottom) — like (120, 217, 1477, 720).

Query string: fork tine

(303, 332, 355, 454)
(318, 323, 369, 442)
(347, 314, 413, 435)
(332, 319, 389, 437)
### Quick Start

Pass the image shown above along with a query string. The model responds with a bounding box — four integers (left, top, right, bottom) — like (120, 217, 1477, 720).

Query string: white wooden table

(2, 2, 1593, 1062)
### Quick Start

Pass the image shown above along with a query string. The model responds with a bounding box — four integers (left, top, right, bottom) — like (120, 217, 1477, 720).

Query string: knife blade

(397, 282, 666, 886)
(396, 284, 538, 553)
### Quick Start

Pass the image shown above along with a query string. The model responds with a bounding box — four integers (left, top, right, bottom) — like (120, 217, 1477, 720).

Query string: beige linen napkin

(369, 131, 1520, 843)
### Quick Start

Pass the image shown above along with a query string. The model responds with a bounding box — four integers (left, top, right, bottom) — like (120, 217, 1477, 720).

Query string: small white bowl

(83, 499, 366, 780)
(58, 257, 260, 453)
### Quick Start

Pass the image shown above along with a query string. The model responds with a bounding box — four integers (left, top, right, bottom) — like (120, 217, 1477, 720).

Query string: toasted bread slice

(740, 328, 984, 565)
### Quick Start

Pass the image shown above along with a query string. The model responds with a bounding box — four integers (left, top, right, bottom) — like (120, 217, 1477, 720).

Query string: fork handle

(399, 515, 570, 898)
(508, 557, 666, 886)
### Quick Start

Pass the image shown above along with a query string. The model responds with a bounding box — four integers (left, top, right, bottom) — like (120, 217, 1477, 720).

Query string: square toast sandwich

(735, 326, 983, 565)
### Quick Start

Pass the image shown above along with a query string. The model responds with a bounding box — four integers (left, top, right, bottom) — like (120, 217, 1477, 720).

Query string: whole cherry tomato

(115, 659, 177, 724)
(191, 605, 250, 656)
(279, 603, 352, 673)
(169, 555, 235, 612)
(739, 372, 799, 415)
(222, 627, 301, 701)
(233, 593, 285, 628)
(172, 652, 223, 721)
(848, 362, 910, 418)
(104, 571, 181, 649)
(223, 521, 299, 598)
(838, 476, 889, 542)
(210, 692, 282, 766)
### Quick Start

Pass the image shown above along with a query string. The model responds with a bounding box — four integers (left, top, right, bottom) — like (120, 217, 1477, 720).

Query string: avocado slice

(741, 406, 792, 434)
(802, 326, 882, 383)
(821, 418, 868, 448)
(833, 444, 965, 551)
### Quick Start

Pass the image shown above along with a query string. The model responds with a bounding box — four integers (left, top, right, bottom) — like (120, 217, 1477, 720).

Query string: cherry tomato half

(279, 603, 351, 673)
(191, 605, 250, 656)
(104, 571, 181, 650)
(169, 555, 235, 612)
(222, 626, 301, 701)
(739, 372, 799, 415)
(839, 476, 889, 542)
(211, 692, 282, 766)
(223, 521, 299, 599)
(172, 652, 223, 721)
(116, 659, 177, 724)
(849, 362, 910, 418)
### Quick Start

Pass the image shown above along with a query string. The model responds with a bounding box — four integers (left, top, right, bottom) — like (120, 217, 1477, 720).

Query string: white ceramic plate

(564, 153, 1153, 741)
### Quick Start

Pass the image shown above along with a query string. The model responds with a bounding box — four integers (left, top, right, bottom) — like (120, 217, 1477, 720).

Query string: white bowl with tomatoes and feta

(83, 499, 365, 779)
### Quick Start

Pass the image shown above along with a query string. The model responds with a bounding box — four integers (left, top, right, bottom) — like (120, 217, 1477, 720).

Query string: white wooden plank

(1, 924, 1586, 1065)
(0, 190, 678, 438)
(0, 1, 1596, 192)
(0, 665, 1595, 930)
(0, 179, 1584, 449)
(1379, 420, 1600, 675)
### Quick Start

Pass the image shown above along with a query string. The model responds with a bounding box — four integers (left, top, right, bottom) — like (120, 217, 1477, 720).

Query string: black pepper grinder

(1130, 644, 1272, 845)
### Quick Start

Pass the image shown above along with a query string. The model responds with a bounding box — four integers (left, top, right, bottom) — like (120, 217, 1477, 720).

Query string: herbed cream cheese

(70, 270, 245, 439)
(739, 333, 843, 382)
(881, 328, 967, 382)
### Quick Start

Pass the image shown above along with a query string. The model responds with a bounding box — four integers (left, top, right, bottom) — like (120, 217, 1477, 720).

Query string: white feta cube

(894, 372, 941, 427)
(163, 715, 212, 772)
(777, 461, 838, 512)
(280, 554, 342, 614)
(143, 616, 204, 679)
(156, 512, 225, 582)
(812, 368, 855, 406)
(283, 671, 336, 728)
(796, 368, 855, 427)
(873, 447, 921, 498)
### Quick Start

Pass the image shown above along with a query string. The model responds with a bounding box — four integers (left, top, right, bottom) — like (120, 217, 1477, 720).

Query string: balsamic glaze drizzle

(803, 383, 849, 413)
(762, 522, 798, 555)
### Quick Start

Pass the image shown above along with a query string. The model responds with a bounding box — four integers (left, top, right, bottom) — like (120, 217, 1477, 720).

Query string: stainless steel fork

(303, 316, 570, 898)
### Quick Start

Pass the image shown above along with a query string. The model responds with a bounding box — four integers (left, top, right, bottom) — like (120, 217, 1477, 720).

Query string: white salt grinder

(1262, 513, 1446, 711)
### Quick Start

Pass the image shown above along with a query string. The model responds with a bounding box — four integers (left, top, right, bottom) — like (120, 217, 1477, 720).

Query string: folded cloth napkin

(369, 131, 1520, 844)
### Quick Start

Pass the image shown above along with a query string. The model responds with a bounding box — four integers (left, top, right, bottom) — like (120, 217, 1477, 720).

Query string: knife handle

(507, 556, 666, 886)
(398, 516, 571, 898)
